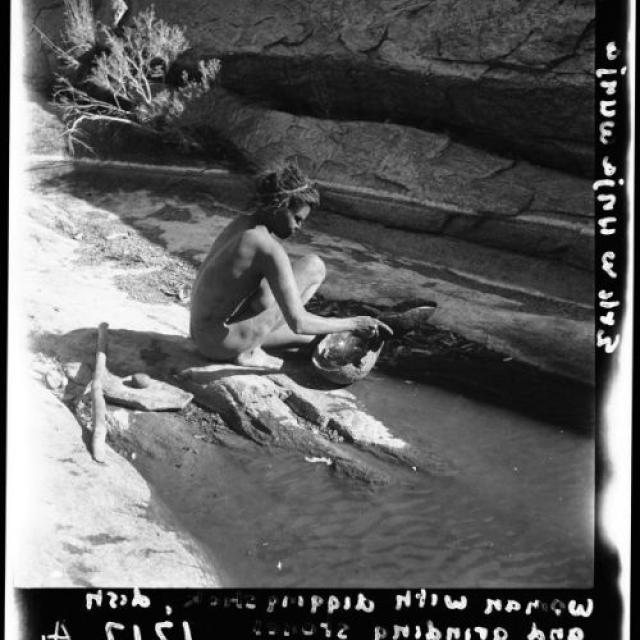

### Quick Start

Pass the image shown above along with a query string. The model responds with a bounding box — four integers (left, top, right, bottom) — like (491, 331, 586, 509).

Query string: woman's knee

(298, 254, 326, 283)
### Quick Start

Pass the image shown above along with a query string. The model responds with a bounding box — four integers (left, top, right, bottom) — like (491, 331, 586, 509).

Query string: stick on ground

(91, 322, 109, 463)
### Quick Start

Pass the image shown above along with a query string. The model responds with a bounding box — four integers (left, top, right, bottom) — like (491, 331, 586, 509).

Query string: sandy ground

(9, 181, 225, 587)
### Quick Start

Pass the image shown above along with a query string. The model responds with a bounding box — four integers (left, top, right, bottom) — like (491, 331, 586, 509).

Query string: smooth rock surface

(9, 381, 220, 587)
(178, 363, 452, 482)
(11, 187, 227, 585)
(148, 0, 593, 174)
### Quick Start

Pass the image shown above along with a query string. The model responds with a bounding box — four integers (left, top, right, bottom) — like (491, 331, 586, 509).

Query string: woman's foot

(234, 347, 284, 370)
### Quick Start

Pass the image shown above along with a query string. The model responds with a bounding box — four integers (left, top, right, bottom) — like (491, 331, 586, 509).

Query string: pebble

(131, 373, 153, 388)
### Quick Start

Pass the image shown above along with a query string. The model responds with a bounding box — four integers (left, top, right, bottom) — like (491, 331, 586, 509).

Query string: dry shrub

(62, 0, 97, 56)
(44, 2, 220, 155)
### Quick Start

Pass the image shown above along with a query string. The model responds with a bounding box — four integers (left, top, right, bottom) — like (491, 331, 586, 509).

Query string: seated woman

(189, 164, 391, 369)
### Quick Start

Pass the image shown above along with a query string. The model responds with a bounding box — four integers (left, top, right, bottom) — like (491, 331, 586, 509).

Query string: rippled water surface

(132, 371, 594, 587)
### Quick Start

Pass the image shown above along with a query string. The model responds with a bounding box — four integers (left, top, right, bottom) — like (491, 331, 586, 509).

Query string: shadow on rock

(32, 326, 454, 485)
(32, 327, 209, 381)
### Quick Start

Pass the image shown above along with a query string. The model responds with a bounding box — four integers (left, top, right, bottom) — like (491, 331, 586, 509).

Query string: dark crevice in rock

(435, 30, 540, 70)
(406, 1, 437, 18)
(514, 192, 537, 216)
(369, 25, 390, 53)
(450, 56, 575, 74)
(370, 173, 411, 193)
(544, 18, 596, 70)
(356, 25, 390, 56)
(498, 28, 538, 62)
(263, 27, 316, 51)
(474, 159, 518, 180)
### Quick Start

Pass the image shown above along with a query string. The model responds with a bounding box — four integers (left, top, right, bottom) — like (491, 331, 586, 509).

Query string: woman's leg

(194, 255, 326, 367)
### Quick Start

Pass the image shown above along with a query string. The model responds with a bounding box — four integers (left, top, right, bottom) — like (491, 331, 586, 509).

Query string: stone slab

(103, 370, 194, 411)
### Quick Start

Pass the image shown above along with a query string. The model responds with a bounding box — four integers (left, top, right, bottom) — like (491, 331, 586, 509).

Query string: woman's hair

(254, 163, 320, 216)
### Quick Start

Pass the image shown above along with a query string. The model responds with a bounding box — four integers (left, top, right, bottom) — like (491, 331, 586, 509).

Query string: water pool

(124, 369, 593, 588)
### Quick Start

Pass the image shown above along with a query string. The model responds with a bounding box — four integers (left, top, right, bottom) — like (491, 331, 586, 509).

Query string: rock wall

(144, 0, 594, 175)
(13, 379, 220, 587)
(22, 0, 65, 91)
(23, 1, 594, 268)
(25, 0, 594, 174)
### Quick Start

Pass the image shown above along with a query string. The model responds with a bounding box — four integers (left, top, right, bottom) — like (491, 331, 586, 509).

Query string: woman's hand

(351, 316, 394, 338)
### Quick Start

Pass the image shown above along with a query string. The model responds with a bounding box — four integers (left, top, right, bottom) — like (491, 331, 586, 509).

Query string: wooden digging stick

(91, 322, 109, 463)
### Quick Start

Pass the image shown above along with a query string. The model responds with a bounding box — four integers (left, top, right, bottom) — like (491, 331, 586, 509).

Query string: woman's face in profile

(272, 203, 311, 239)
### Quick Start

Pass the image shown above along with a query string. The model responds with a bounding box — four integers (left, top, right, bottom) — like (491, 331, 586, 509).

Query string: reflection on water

(132, 371, 594, 587)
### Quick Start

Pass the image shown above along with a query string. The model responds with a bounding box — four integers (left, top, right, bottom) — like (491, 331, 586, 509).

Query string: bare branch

(49, 5, 220, 157)
(33, 25, 80, 70)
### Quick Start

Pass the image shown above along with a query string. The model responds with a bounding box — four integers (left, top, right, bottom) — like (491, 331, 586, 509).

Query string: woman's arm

(259, 240, 390, 337)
